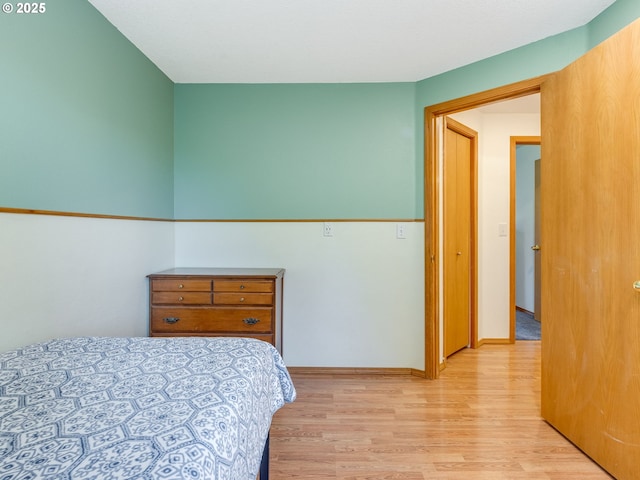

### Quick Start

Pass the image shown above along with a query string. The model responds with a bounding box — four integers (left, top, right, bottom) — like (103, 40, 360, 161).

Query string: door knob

(633, 281, 640, 291)
(531, 245, 540, 251)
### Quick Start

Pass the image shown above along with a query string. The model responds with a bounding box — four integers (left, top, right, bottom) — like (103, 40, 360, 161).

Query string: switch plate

(396, 223, 407, 239)
(498, 223, 508, 237)
(323, 222, 334, 237)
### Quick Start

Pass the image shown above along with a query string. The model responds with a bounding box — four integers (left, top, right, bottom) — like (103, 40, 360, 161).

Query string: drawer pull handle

(164, 317, 180, 324)
(240, 285, 245, 290)
(240, 297, 245, 302)
(178, 296, 184, 301)
(178, 284, 184, 289)
(243, 317, 260, 325)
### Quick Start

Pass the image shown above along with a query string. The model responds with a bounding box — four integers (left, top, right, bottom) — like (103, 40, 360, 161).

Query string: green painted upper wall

(588, 0, 640, 47)
(174, 83, 416, 219)
(2, 0, 638, 220)
(0, 0, 174, 218)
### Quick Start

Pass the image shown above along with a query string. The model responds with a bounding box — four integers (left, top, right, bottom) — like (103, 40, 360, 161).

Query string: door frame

(443, 116, 478, 359)
(509, 136, 541, 341)
(424, 75, 549, 379)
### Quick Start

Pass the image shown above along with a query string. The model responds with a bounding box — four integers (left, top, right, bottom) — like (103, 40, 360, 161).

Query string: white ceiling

(87, 0, 615, 84)
(478, 93, 540, 114)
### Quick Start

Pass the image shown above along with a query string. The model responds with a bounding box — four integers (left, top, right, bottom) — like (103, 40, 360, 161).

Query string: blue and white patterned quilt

(0, 336, 296, 479)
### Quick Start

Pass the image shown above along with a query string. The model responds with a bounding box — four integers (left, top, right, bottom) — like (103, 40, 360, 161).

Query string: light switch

(498, 223, 508, 237)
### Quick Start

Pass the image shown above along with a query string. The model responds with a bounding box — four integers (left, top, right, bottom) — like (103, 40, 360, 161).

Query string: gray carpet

(516, 310, 541, 340)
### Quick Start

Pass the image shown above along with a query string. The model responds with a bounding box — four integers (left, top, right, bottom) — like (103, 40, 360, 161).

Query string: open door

(533, 158, 541, 321)
(541, 18, 640, 479)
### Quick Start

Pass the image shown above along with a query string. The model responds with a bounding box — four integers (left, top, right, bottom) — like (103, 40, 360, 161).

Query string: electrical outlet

(323, 222, 334, 237)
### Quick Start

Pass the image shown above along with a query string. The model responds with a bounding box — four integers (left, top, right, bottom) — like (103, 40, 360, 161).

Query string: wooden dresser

(148, 268, 285, 354)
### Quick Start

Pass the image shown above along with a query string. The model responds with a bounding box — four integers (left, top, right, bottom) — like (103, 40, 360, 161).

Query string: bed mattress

(0, 336, 296, 479)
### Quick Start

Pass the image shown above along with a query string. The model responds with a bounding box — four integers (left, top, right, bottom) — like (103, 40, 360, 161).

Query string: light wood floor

(270, 342, 612, 479)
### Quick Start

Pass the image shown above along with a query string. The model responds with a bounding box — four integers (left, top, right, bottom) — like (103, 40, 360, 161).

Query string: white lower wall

(174, 221, 425, 369)
(1, 215, 425, 369)
(0, 213, 174, 352)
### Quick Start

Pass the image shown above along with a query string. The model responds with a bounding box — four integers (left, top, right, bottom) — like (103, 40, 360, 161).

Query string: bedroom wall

(0, 0, 174, 218)
(174, 83, 416, 219)
(169, 3, 640, 368)
(174, 222, 424, 367)
(2, 0, 639, 367)
(0, 213, 173, 352)
(0, 0, 175, 352)
(172, 83, 422, 367)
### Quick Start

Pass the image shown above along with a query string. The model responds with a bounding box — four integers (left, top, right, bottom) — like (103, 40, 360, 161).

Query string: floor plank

(270, 342, 612, 479)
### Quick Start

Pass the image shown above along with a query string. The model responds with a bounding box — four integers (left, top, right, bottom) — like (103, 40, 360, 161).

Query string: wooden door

(541, 18, 640, 480)
(533, 159, 541, 321)
(443, 117, 475, 357)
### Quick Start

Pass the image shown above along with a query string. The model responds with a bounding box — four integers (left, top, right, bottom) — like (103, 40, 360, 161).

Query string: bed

(0, 336, 296, 479)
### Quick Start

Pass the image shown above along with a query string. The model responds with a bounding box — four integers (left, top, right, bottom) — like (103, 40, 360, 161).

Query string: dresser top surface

(148, 267, 285, 278)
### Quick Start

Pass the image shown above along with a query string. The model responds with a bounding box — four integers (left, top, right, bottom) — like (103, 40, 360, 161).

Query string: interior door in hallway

(541, 18, 640, 480)
(533, 158, 541, 321)
(443, 117, 476, 358)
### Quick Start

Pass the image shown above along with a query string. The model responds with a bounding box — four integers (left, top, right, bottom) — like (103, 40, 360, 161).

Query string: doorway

(424, 76, 547, 379)
(512, 138, 541, 341)
(425, 21, 640, 477)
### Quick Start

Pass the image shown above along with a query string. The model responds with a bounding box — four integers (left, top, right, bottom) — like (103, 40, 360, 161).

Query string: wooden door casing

(424, 76, 545, 379)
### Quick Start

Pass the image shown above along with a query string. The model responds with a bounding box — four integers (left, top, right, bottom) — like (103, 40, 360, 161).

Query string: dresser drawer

(152, 292, 212, 305)
(213, 280, 273, 293)
(150, 307, 273, 334)
(213, 292, 273, 305)
(151, 279, 212, 292)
